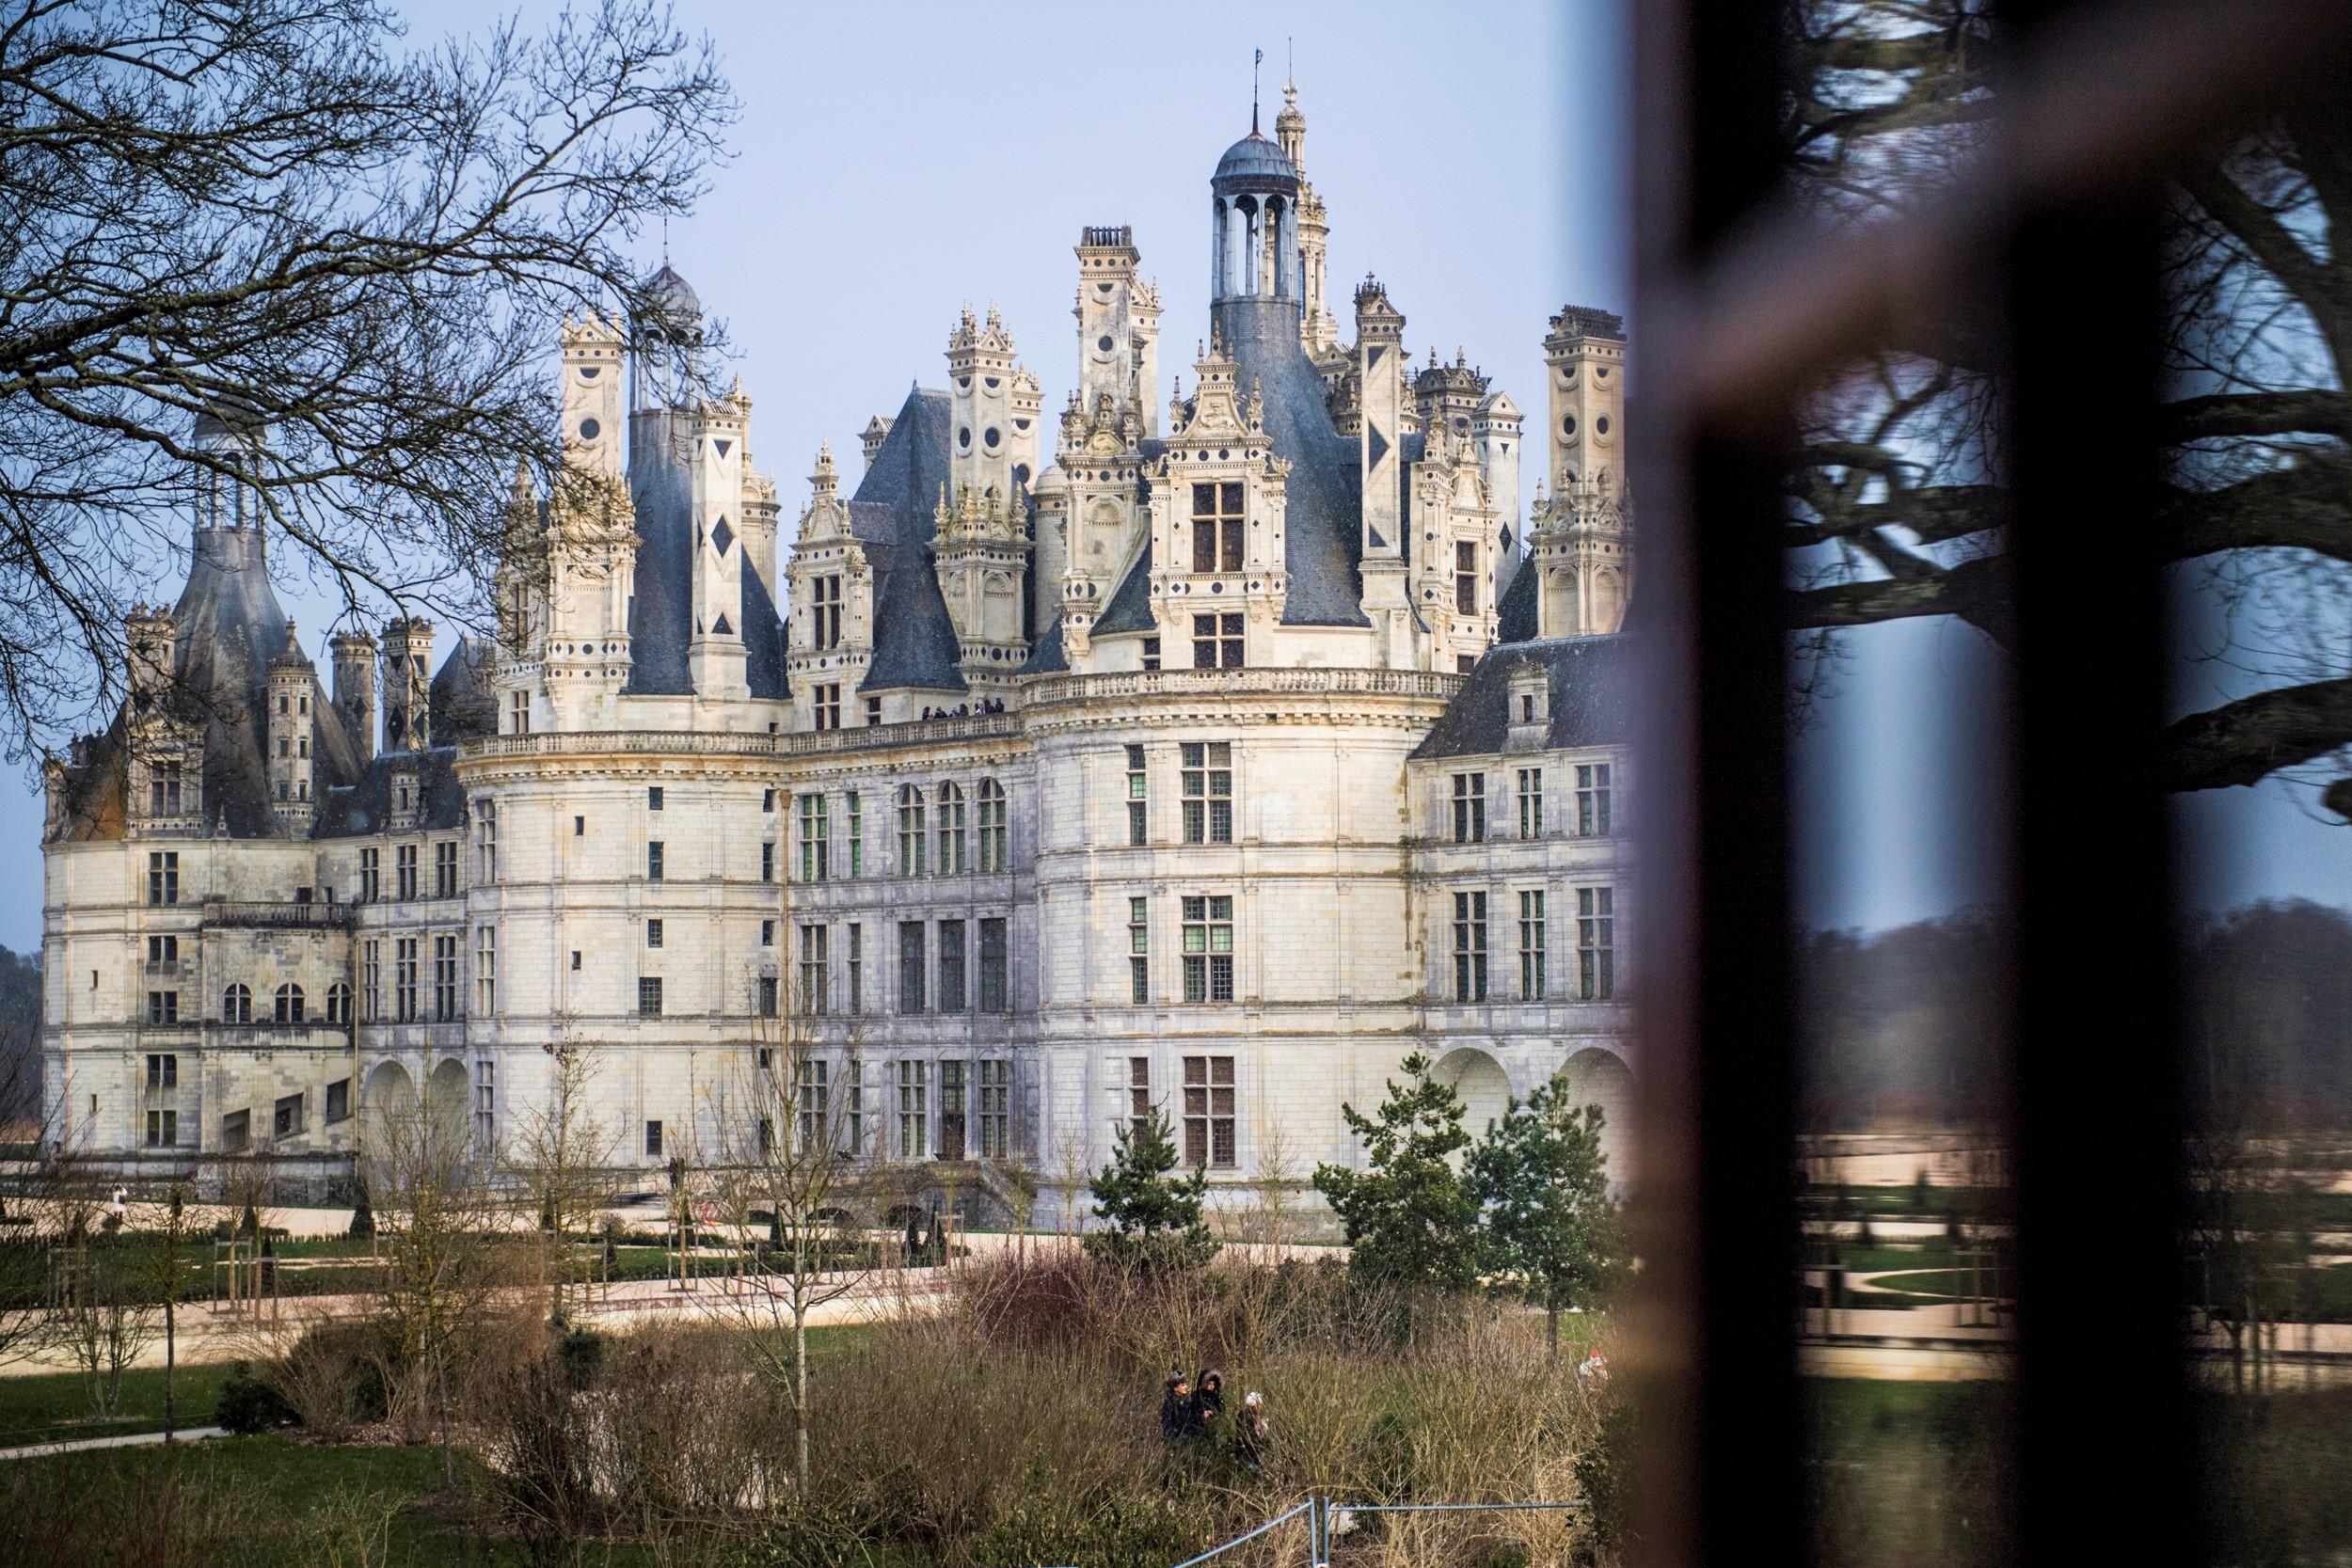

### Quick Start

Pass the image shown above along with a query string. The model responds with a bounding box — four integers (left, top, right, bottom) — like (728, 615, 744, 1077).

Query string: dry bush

(0, 1454, 398, 1568)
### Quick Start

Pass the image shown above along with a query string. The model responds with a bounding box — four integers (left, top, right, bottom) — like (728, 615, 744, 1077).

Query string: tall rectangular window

(847, 923, 864, 1014)
(147, 990, 178, 1023)
(146, 1053, 177, 1087)
(647, 840, 664, 880)
(761, 841, 776, 882)
(433, 933, 459, 1020)
(795, 1057, 831, 1150)
(435, 840, 458, 897)
(146, 1109, 178, 1147)
(844, 1061, 866, 1157)
(1183, 1054, 1236, 1168)
(939, 1059, 966, 1160)
(1189, 481, 1245, 573)
(474, 800, 498, 883)
(846, 792, 864, 877)
(362, 941, 380, 1022)
(1517, 768, 1544, 839)
(898, 921, 926, 1014)
(647, 785, 664, 813)
(1181, 742, 1233, 844)
(476, 926, 497, 1016)
(646, 918, 663, 948)
(148, 850, 178, 906)
(812, 574, 843, 649)
(1454, 891, 1489, 1003)
(799, 924, 829, 1015)
(1191, 611, 1244, 669)
(1518, 891, 1546, 1001)
(474, 1059, 495, 1146)
(1452, 773, 1487, 844)
(936, 784, 967, 875)
(359, 847, 378, 902)
(1142, 636, 1161, 671)
(149, 759, 183, 816)
(758, 974, 779, 1017)
(1454, 539, 1479, 614)
(644, 1119, 663, 1157)
(815, 683, 842, 730)
(1182, 895, 1234, 1003)
(977, 780, 1008, 871)
(396, 843, 418, 899)
(1125, 744, 1149, 846)
(638, 976, 663, 1017)
(1576, 763, 1613, 837)
(1128, 896, 1150, 1004)
(1128, 1057, 1152, 1138)
(897, 1059, 928, 1160)
(977, 1059, 1009, 1159)
(799, 794, 829, 881)
(395, 938, 419, 1022)
(1576, 886, 1614, 1001)
(937, 919, 967, 1014)
(897, 787, 926, 876)
(979, 917, 1008, 1012)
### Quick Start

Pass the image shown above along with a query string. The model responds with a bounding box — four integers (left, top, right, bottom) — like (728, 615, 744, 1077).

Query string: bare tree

(364, 1071, 512, 1489)
(0, 0, 735, 764)
(53, 1234, 159, 1418)
(705, 987, 874, 1493)
(1776, 3, 2352, 803)
(502, 1036, 618, 1318)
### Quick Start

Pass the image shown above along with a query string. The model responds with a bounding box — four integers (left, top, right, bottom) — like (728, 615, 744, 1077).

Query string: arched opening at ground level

(1555, 1046, 1635, 1187)
(1433, 1046, 1514, 1144)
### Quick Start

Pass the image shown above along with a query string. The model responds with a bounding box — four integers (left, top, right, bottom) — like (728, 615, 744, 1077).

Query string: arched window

(326, 982, 352, 1025)
(275, 982, 305, 1024)
(936, 783, 967, 875)
(222, 983, 250, 1023)
(977, 779, 1009, 873)
(896, 784, 927, 877)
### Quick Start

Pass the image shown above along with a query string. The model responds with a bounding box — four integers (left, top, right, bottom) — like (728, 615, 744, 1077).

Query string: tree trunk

(794, 1297, 810, 1491)
(164, 1299, 176, 1444)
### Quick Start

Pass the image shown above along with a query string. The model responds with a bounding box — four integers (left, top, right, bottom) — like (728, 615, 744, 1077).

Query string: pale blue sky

(2, 0, 2342, 950)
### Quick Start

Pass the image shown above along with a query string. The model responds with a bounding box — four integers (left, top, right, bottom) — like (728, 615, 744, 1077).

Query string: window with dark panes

(1189, 480, 1244, 573)
(1182, 1054, 1235, 1168)
(898, 920, 926, 1013)
(938, 919, 966, 1013)
(978, 917, 1008, 1011)
(1191, 611, 1244, 669)
(1181, 741, 1232, 844)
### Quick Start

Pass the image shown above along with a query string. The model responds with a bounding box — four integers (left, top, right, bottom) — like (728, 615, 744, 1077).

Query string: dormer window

(1506, 665, 1550, 752)
(1190, 483, 1244, 574)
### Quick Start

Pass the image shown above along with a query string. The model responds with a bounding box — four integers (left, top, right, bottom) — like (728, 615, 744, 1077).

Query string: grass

(0, 1361, 238, 1447)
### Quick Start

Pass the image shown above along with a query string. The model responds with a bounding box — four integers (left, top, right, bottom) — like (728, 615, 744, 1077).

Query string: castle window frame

(1181, 895, 1234, 1003)
(326, 1078, 350, 1123)
(847, 922, 865, 1015)
(1128, 896, 1149, 1004)
(1127, 1056, 1152, 1139)
(939, 1058, 967, 1159)
(1125, 745, 1148, 846)
(647, 840, 665, 881)
(1454, 539, 1480, 615)
(148, 759, 183, 816)
(644, 1119, 663, 1156)
(395, 938, 419, 1022)
(1180, 742, 1232, 845)
(221, 1109, 250, 1153)
(148, 989, 178, 1023)
(977, 1058, 1010, 1159)
(761, 841, 776, 883)
(977, 778, 1008, 872)
(1192, 611, 1244, 670)
(433, 933, 459, 1021)
(647, 785, 664, 812)
(798, 794, 829, 881)
(896, 786, 927, 876)
(1576, 885, 1614, 1001)
(1183, 1053, 1237, 1168)
(979, 917, 1008, 1013)
(361, 942, 380, 1022)
(814, 682, 843, 731)
(847, 791, 865, 877)
(936, 783, 967, 875)
(646, 918, 663, 949)
(327, 980, 352, 1025)
(146, 1108, 179, 1148)
(1454, 891, 1489, 1003)
(898, 920, 926, 1014)
(474, 1059, 494, 1147)
(897, 1058, 928, 1160)
(1518, 768, 1545, 839)
(798, 1056, 831, 1149)
(938, 918, 966, 1014)
(1452, 773, 1487, 844)
(812, 573, 844, 650)
(147, 850, 179, 907)
(1519, 890, 1548, 1001)
(866, 696, 883, 726)
(359, 847, 379, 901)
(799, 924, 829, 1016)
(274, 981, 305, 1024)
(476, 927, 496, 1017)
(638, 976, 663, 1017)
(221, 982, 249, 1024)
(1189, 481, 1245, 574)
(275, 1091, 305, 1141)
(146, 1053, 177, 1088)
(475, 800, 499, 883)
(435, 839, 458, 898)
(759, 974, 780, 1018)
(396, 843, 419, 900)
(1142, 636, 1162, 672)
(1576, 762, 1614, 837)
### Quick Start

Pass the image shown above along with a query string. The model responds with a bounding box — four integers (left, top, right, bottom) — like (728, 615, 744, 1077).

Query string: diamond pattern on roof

(710, 515, 734, 557)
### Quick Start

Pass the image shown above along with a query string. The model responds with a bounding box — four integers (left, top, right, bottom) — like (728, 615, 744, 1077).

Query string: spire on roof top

(1252, 47, 1263, 135)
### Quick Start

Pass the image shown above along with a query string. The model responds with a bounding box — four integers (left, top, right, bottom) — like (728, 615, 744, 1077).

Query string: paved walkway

(0, 1426, 226, 1462)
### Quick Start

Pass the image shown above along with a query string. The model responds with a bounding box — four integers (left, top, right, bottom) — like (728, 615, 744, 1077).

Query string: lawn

(0, 1360, 237, 1448)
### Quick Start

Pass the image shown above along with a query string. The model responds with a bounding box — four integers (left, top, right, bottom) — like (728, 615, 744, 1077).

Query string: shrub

(557, 1323, 608, 1389)
(215, 1361, 295, 1434)
(261, 1319, 396, 1437)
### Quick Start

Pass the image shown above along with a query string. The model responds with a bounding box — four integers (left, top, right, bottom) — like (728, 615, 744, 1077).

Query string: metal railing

(1025, 1495, 1582, 1568)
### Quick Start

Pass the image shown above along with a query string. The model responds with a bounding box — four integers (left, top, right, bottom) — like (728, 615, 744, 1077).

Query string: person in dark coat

(1161, 1370, 1197, 1442)
(1192, 1368, 1225, 1437)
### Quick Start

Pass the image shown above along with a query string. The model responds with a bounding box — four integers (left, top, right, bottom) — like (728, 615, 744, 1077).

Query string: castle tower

(125, 604, 178, 713)
(190, 402, 263, 533)
(330, 629, 377, 767)
(124, 602, 200, 830)
(933, 476, 1032, 689)
(1474, 392, 1526, 602)
(1544, 305, 1628, 490)
(1277, 79, 1339, 358)
(381, 617, 434, 752)
(946, 306, 1024, 506)
(561, 311, 626, 478)
(786, 443, 875, 729)
(1074, 227, 1149, 429)
(859, 415, 894, 469)
(686, 385, 750, 704)
(1354, 277, 1411, 665)
(1210, 119, 1301, 306)
(265, 622, 316, 833)
(1414, 348, 1489, 442)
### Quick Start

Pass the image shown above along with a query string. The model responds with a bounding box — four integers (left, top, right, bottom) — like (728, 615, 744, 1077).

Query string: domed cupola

(1210, 121, 1302, 306)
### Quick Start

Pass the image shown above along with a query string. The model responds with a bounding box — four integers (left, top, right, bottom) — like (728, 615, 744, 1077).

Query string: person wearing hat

(1161, 1370, 1198, 1443)
(1235, 1389, 1269, 1471)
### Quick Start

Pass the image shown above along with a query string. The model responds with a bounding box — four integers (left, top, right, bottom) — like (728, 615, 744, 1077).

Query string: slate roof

(1215, 295, 1373, 627)
(1017, 617, 1068, 675)
(1408, 634, 1634, 762)
(429, 635, 499, 744)
(848, 386, 972, 694)
(1093, 538, 1157, 636)
(619, 406, 789, 699)
(313, 745, 469, 838)
(1495, 558, 1538, 643)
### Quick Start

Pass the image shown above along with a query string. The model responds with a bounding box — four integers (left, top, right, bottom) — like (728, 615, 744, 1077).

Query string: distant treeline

(1798, 900, 2352, 1131)
(0, 943, 35, 1124)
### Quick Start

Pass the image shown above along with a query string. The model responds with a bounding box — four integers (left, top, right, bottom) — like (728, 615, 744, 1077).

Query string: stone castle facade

(40, 86, 1636, 1219)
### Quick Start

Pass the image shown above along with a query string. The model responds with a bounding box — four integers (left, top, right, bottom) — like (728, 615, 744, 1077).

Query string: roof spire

(1252, 47, 1263, 135)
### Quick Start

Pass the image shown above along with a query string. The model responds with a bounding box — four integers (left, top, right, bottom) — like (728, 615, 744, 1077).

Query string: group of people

(1160, 1368, 1268, 1467)
(917, 699, 1007, 720)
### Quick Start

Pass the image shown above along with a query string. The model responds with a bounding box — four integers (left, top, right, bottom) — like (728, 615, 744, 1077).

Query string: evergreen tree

(1464, 1084, 1627, 1358)
(347, 1182, 375, 1241)
(1313, 1052, 1479, 1291)
(1084, 1108, 1220, 1272)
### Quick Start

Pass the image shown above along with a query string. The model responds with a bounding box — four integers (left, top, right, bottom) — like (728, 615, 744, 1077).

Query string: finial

(1252, 47, 1263, 135)
(1286, 37, 1295, 93)
(661, 215, 670, 265)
